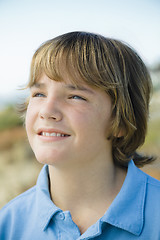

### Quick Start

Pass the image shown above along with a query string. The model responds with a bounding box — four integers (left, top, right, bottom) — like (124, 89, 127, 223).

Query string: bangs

(28, 32, 119, 92)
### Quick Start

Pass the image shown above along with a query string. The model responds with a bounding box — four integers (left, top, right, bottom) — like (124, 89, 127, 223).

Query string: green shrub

(0, 105, 23, 131)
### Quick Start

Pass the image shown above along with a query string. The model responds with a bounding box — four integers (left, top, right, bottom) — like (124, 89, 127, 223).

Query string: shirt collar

(35, 161, 147, 235)
(101, 160, 147, 236)
(35, 165, 61, 231)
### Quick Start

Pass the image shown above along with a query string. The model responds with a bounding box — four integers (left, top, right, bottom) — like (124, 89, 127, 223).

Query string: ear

(116, 128, 125, 138)
(107, 128, 124, 140)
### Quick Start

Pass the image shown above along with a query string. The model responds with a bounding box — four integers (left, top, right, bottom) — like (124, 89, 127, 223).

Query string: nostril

(40, 114, 44, 119)
(39, 110, 63, 121)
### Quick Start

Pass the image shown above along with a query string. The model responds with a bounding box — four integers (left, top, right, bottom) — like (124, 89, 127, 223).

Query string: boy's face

(25, 73, 113, 168)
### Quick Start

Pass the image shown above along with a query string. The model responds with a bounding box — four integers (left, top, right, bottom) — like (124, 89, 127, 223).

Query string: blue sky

(0, 0, 160, 99)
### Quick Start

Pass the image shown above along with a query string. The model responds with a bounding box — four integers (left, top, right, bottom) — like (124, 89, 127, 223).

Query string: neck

(49, 156, 127, 234)
(49, 157, 126, 212)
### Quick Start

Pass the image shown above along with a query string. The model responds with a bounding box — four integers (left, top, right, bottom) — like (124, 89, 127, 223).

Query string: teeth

(41, 132, 67, 137)
(51, 133, 56, 137)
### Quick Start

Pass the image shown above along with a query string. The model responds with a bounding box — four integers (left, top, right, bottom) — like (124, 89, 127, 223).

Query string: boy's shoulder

(0, 185, 43, 239)
(147, 173, 160, 187)
(140, 167, 160, 187)
(139, 167, 160, 198)
(131, 160, 160, 190)
(0, 185, 36, 215)
(0, 165, 49, 220)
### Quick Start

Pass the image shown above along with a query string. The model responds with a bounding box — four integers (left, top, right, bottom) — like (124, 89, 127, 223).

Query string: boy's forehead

(33, 74, 96, 94)
(33, 68, 94, 87)
(31, 74, 100, 94)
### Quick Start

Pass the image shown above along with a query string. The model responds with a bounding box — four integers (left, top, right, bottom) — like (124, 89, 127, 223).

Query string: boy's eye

(33, 93, 45, 97)
(69, 95, 86, 101)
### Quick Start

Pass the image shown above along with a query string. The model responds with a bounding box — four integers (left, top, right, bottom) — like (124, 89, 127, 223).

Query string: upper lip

(36, 128, 71, 136)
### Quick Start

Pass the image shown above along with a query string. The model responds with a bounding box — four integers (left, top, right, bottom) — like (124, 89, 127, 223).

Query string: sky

(0, 0, 160, 102)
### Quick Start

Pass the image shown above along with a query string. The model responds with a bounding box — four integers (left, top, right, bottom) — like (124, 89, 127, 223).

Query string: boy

(0, 31, 160, 239)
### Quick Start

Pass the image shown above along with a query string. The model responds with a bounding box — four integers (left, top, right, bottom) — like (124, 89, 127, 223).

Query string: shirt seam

(147, 179, 160, 188)
(138, 169, 160, 187)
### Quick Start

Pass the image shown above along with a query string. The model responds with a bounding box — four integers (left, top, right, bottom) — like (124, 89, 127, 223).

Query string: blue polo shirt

(0, 160, 160, 239)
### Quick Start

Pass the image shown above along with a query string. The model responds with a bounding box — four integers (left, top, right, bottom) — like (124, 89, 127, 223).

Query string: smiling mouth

(39, 132, 70, 137)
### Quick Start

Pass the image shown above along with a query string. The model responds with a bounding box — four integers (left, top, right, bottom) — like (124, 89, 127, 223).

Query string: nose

(39, 98, 63, 122)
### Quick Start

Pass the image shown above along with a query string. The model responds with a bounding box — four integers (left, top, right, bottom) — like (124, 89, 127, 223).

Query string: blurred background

(0, 0, 160, 208)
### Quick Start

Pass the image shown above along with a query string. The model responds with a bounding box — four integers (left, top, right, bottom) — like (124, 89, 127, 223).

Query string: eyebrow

(64, 84, 94, 94)
(31, 82, 45, 89)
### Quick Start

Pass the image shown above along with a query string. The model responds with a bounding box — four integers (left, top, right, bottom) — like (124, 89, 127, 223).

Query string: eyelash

(69, 95, 86, 101)
(32, 92, 45, 98)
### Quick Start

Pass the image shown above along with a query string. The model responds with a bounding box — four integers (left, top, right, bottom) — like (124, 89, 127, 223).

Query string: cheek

(94, 113, 112, 139)
(25, 106, 35, 136)
(75, 112, 105, 139)
(25, 114, 31, 141)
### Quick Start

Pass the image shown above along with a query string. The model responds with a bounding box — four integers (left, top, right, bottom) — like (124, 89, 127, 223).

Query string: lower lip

(37, 134, 70, 142)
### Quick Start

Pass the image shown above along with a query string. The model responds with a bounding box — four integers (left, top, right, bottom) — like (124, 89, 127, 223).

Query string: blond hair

(25, 31, 154, 167)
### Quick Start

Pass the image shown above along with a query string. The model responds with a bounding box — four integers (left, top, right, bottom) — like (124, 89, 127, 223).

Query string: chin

(34, 151, 64, 166)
